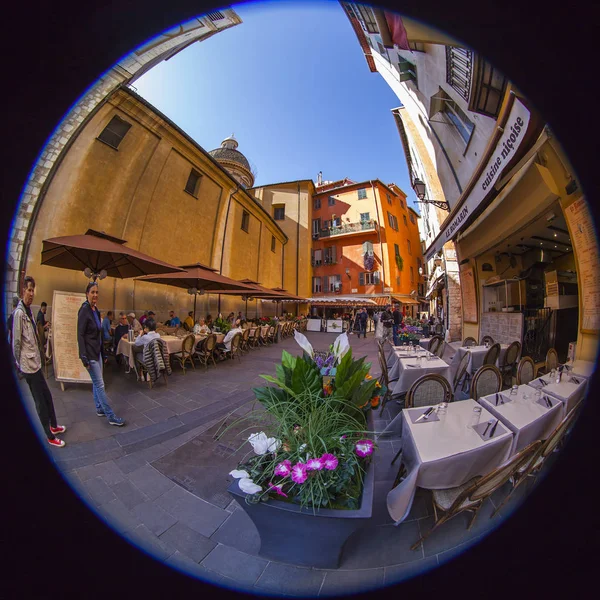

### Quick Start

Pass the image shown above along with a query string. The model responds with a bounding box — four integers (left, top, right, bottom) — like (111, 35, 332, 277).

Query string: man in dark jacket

(77, 281, 125, 426)
(380, 305, 394, 344)
(392, 305, 403, 345)
(357, 307, 368, 338)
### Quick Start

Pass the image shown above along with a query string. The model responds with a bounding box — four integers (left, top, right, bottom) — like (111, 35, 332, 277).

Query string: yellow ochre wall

(24, 87, 286, 321)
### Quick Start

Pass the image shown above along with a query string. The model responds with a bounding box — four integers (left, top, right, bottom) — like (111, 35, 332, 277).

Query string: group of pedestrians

(9, 276, 126, 449)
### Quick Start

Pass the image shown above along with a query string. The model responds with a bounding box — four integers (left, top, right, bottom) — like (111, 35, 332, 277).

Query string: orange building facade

(310, 178, 425, 316)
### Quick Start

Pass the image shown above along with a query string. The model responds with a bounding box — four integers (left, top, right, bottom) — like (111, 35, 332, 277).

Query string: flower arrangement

(225, 332, 384, 511)
(214, 317, 232, 333)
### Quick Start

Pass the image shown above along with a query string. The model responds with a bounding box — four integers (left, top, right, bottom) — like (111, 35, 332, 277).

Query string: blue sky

(134, 0, 416, 208)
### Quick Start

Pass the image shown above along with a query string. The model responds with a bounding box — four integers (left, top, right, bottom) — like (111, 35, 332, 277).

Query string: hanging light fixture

(411, 178, 449, 211)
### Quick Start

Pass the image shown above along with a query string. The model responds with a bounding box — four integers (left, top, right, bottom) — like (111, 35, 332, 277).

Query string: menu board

(564, 197, 600, 333)
(461, 265, 478, 323)
(51, 290, 92, 385)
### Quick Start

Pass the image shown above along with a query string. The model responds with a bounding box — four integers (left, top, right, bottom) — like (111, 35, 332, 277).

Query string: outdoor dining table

(478, 384, 563, 455)
(386, 398, 514, 523)
(418, 338, 432, 351)
(116, 333, 207, 376)
(387, 348, 452, 394)
(379, 348, 453, 439)
(528, 373, 587, 417)
(449, 344, 511, 379)
(568, 360, 596, 380)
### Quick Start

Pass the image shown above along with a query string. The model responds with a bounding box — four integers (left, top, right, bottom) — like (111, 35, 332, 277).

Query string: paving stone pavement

(18, 331, 545, 596)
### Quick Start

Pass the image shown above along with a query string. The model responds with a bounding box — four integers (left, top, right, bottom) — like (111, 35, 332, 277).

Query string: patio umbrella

(135, 263, 259, 322)
(41, 231, 183, 280)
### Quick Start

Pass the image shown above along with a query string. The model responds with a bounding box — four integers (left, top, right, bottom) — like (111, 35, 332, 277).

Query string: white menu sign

(564, 198, 600, 333)
(51, 290, 92, 385)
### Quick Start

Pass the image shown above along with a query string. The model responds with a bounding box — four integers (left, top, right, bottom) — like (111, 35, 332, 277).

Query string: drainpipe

(218, 183, 240, 313)
(370, 181, 386, 295)
(296, 183, 301, 316)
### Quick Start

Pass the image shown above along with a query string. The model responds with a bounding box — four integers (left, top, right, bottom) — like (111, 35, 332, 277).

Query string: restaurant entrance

(472, 200, 578, 362)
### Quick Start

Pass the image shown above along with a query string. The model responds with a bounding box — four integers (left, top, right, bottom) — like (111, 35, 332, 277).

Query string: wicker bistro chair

(406, 373, 453, 409)
(136, 338, 169, 389)
(434, 340, 446, 359)
(250, 327, 261, 348)
(490, 407, 581, 518)
(259, 326, 269, 346)
(172, 333, 196, 373)
(499, 341, 521, 388)
(433, 322, 443, 336)
(538, 348, 559, 377)
(240, 328, 251, 354)
(226, 333, 243, 362)
(410, 440, 543, 550)
(470, 364, 502, 399)
(196, 334, 217, 370)
(482, 343, 501, 366)
(265, 325, 275, 344)
(462, 337, 477, 347)
(480, 335, 495, 346)
(428, 335, 444, 355)
(453, 351, 471, 395)
(377, 351, 394, 416)
(516, 356, 536, 385)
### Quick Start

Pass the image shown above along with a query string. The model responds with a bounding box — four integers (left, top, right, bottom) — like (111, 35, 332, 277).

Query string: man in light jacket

(12, 276, 66, 447)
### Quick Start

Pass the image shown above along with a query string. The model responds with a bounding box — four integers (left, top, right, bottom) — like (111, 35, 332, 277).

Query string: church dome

(209, 134, 254, 187)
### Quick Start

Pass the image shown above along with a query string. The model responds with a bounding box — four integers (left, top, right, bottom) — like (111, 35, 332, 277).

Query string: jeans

(87, 356, 116, 420)
(393, 325, 400, 346)
(24, 369, 57, 439)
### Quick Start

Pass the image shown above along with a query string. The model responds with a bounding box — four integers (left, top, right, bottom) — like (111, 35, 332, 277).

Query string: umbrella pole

(193, 293, 197, 324)
(245, 297, 248, 320)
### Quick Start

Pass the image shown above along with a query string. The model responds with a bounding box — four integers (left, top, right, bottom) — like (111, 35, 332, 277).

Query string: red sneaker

(50, 425, 66, 435)
(48, 437, 65, 448)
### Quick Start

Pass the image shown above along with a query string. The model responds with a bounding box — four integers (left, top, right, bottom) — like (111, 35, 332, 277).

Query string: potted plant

(214, 317, 232, 333)
(224, 332, 385, 568)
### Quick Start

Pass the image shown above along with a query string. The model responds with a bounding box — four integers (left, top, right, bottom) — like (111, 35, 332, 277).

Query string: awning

(424, 95, 534, 261)
(307, 296, 378, 306)
(391, 295, 420, 305)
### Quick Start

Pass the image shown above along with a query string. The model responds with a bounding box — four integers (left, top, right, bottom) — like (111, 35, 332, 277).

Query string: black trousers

(23, 369, 57, 439)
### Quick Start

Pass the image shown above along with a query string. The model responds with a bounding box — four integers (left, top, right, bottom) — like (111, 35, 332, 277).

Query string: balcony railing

(319, 221, 377, 239)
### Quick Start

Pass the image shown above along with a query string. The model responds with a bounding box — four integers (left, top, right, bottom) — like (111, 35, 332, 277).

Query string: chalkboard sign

(461, 265, 478, 324)
(51, 290, 92, 389)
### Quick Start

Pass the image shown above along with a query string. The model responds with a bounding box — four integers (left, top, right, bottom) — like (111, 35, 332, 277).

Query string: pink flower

(274, 460, 292, 477)
(291, 462, 308, 484)
(306, 457, 324, 471)
(355, 439, 374, 457)
(321, 453, 339, 471)
(268, 482, 288, 497)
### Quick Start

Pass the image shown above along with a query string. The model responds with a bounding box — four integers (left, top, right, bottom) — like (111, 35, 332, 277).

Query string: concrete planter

(227, 457, 374, 569)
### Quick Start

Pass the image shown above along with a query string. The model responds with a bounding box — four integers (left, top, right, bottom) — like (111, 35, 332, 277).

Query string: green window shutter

(332, 246, 337, 262)
(374, 271, 381, 285)
(359, 272, 365, 286)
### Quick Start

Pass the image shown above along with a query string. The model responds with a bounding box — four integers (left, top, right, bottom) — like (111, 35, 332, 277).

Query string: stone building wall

(4, 9, 241, 316)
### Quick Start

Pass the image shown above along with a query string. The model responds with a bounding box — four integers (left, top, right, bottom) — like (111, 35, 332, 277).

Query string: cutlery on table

(495, 393, 499, 406)
(540, 379, 547, 387)
(483, 419, 494, 436)
(489, 419, 499, 437)
(571, 377, 580, 384)
(544, 396, 552, 408)
(415, 407, 435, 422)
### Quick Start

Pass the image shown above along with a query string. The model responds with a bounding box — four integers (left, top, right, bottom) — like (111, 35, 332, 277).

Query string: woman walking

(77, 282, 125, 426)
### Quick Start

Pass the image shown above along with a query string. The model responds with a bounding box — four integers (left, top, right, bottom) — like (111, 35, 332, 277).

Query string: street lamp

(411, 178, 450, 211)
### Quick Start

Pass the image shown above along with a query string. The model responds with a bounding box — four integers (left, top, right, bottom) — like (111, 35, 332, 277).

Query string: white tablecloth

(419, 338, 432, 350)
(116, 334, 207, 368)
(529, 374, 587, 417)
(449, 344, 511, 378)
(386, 399, 513, 523)
(478, 385, 563, 455)
(570, 360, 596, 380)
(388, 351, 452, 395)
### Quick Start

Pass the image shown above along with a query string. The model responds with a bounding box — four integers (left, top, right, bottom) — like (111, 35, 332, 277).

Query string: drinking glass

(534, 388, 542, 402)
(436, 402, 448, 417)
(510, 385, 519, 397)
(467, 406, 482, 429)
(550, 368, 557, 380)
(522, 389, 530, 401)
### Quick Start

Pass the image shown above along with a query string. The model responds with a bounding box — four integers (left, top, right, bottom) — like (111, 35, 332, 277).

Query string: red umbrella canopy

(134, 263, 260, 292)
(41, 232, 183, 279)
